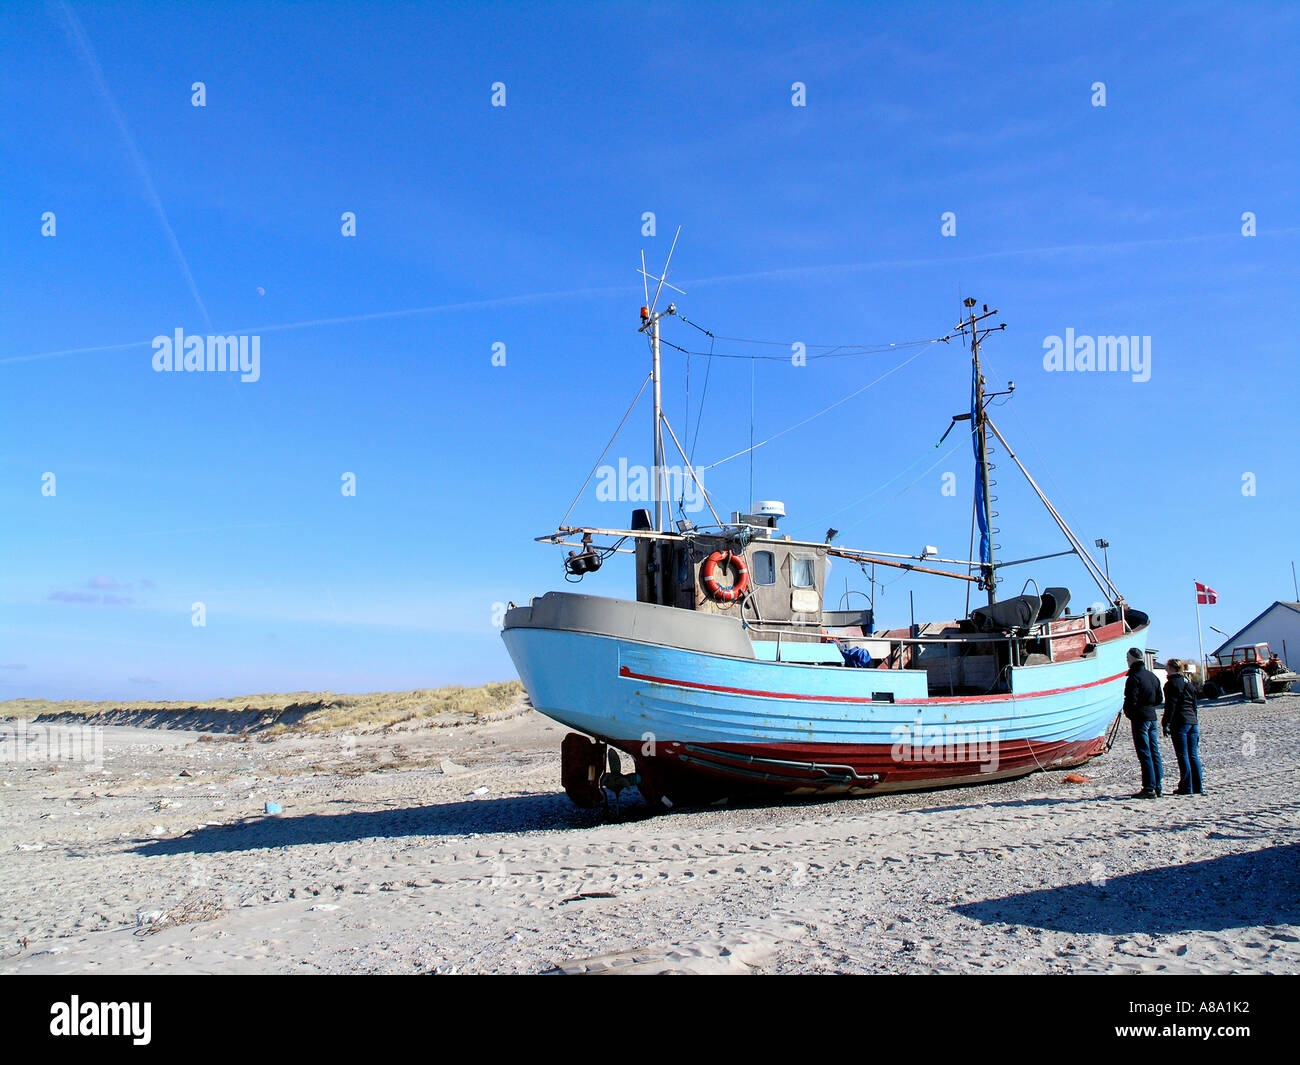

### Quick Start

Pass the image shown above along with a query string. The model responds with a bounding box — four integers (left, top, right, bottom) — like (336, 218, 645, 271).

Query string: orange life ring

(701, 550, 750, 602)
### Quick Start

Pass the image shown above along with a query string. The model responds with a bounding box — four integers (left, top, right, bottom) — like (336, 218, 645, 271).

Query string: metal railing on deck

(744, 617, 1102, 667)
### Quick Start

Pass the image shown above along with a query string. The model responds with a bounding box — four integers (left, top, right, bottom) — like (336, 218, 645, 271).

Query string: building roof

(1210, 601, 1300, 658)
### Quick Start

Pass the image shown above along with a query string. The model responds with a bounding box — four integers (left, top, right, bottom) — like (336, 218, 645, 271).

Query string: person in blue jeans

(1162, 659, 1204, 794)
(1122, 647, 1164, 798)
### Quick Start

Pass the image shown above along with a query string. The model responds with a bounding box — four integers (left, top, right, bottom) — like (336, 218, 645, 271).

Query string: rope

(1105, 710, 1124, 753)
(1012, 682, 1052, 774)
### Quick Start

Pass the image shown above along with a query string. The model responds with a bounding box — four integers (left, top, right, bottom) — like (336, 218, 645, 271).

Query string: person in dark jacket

(1122, 647, 1163, 798)
(1162, 659, 1203, 795)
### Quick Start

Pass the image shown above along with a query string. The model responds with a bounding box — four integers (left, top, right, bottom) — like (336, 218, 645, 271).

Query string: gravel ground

(1, 693, 1296, 974)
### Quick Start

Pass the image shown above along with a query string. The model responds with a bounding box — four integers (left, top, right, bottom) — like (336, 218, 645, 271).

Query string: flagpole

(1195, 582, 1206, 672)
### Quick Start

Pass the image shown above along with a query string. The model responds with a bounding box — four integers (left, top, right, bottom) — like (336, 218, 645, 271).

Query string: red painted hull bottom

(613, 734, 1111, 806)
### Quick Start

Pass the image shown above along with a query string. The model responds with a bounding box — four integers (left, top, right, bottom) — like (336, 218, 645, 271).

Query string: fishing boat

(501, 252, 1148, 810)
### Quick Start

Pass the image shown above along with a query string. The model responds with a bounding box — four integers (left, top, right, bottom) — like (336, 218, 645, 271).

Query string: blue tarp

(840, 644, 874, 669)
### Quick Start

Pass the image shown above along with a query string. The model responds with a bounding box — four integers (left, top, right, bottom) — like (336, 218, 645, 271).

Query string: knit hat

(1127, 647, 1143, 663)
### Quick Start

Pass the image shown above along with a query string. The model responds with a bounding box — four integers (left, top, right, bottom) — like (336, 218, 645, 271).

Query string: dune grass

(0, 681, 525, 733)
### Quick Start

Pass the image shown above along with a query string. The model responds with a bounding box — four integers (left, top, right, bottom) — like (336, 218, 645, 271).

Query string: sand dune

(1, 682, 525, 735)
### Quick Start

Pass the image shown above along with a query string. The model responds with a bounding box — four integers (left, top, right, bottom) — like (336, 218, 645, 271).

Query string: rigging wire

(556, 314, 962, 538)
(822, 435, 970, 541)
(698, 345, 932, 471)
(657, 335, 943, 361)
(676, 313, 714, 339)
(796, 432, 971, 536)
(556, 372, 653, 528)
(688, 333, 715, 465)
(1005, 392, 1093, 558)
(676, 312, 954, 353)
(748, 357, 755, 510)
(684, 346, 690, 459)
(978, 345, 1098, 588)
(663, 315, 960, 472)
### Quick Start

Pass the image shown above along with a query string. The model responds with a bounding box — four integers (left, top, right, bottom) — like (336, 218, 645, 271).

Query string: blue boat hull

(503, 602, 1144, 800)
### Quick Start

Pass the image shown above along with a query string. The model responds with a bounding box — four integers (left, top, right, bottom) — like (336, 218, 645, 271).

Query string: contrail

(6, 224, 1295, 367)
(0, 282, 637, 364)
(51, 0, 213, 332)
(684, 227, 1300, 288)
(0, 338, 152, 365)
(54, 520, 303, 544)
(238, 281, 633, 334)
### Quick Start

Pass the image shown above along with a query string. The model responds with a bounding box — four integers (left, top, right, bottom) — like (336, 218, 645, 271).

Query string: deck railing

(744, 617, 1103, 667)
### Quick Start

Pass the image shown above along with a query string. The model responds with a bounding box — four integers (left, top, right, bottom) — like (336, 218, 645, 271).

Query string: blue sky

(2, 1, 1297, 700)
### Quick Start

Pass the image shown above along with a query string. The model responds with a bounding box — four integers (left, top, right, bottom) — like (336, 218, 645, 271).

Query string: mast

(949, 301, 1126, 610)
(638, 227, 683, 533)
(960, 297, 1007, 607)
(970, 301, 996, 604)
(651, 310, 664, 531)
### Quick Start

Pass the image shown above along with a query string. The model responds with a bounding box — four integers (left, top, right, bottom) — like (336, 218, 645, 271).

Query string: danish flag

(1195, 582, 1217, 605)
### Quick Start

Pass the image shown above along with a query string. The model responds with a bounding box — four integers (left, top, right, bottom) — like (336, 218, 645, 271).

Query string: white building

(1210, 601, 1300, 690)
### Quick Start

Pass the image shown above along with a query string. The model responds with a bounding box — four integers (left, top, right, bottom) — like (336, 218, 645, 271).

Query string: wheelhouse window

(752, 550, 776, 585)
(791, 555, 816, 589)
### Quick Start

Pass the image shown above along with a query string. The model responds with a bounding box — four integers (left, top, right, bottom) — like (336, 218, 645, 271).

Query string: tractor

(1200, 643, 1298, 700)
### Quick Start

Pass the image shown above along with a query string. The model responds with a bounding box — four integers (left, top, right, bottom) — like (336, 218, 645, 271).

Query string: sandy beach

(2, 691, 1297, 975)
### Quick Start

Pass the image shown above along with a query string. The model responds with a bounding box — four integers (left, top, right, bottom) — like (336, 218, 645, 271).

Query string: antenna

(636, 228, 687, 534)
(639, 225, 684, 317)
(951, 298, 1007, 606)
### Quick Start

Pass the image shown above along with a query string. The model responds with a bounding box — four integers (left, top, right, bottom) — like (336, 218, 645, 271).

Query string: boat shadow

(129, 792, 603, 856)
(953, 842, 1300, 934)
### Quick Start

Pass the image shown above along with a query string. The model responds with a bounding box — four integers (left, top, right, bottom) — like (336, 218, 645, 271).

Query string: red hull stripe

(617, 665, 1128, 705)
(657, 735, 1108, 783)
